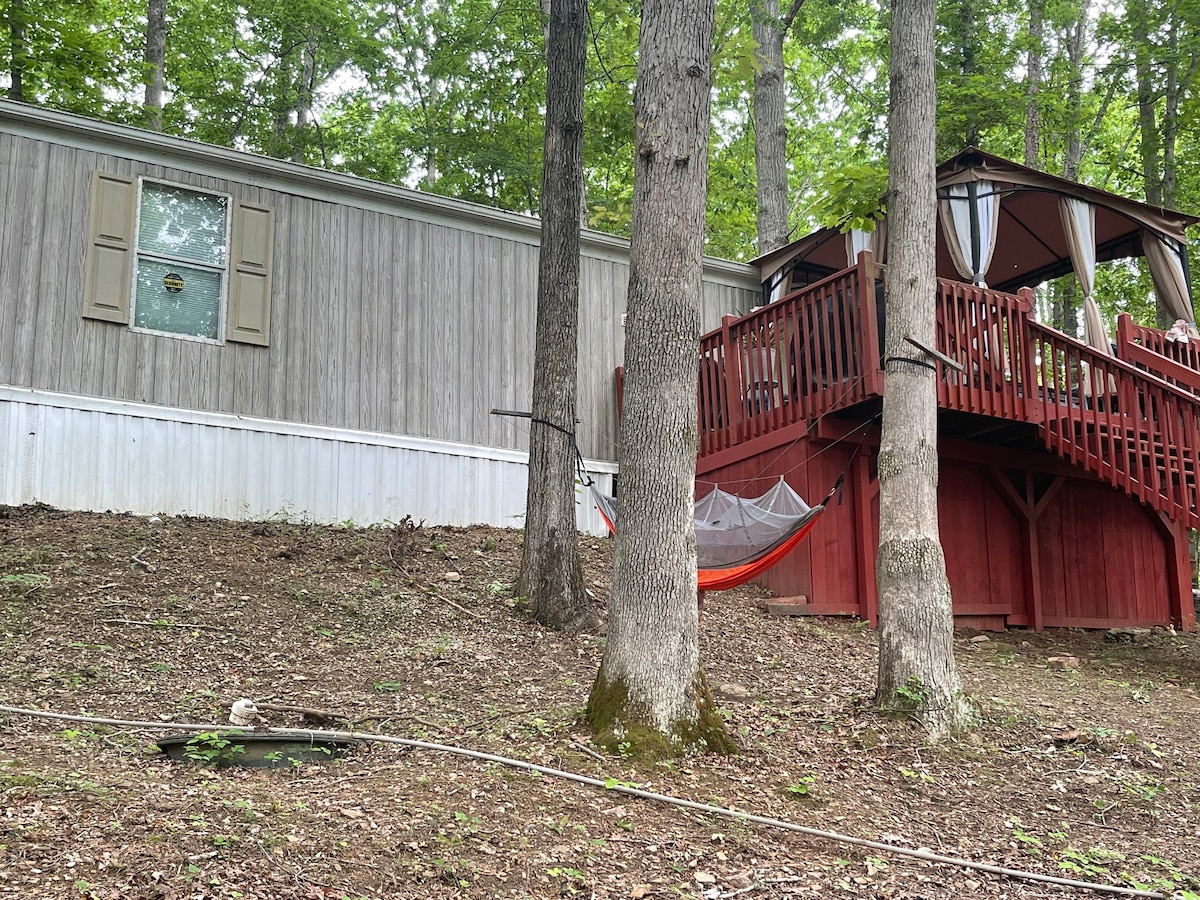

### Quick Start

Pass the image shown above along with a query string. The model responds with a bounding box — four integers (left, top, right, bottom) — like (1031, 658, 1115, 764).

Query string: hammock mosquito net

(590, 479, 826, 592)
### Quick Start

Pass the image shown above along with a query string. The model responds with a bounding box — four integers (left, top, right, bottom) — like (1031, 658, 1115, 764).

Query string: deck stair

(696, 253, 1200, 530)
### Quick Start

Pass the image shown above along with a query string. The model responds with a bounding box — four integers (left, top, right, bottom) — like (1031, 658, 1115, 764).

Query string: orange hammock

(590, 479, 832, 592)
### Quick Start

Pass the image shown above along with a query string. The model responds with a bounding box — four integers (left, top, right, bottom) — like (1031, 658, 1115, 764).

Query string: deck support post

(1021, 472, 1060, 632)
(853, 451, 879, 626)
(986, 468, 1060, 632)
(1016, 287, 1041, 424)
(856, 250, 885, 397)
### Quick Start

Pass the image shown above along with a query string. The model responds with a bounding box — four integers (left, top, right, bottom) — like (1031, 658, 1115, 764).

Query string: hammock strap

(531, 416, 594, 488)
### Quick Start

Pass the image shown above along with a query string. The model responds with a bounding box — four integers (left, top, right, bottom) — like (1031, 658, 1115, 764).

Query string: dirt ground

(1, 503, 1198, 900)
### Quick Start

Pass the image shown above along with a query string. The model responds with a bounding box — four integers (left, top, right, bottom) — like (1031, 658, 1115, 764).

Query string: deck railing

(694, 260, 1200, 527)
(934, 281, 1035, 422)
(697, 252, 880, 457)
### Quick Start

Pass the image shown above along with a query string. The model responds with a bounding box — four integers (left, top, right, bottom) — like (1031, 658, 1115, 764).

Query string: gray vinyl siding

(0, 111, 758, 462)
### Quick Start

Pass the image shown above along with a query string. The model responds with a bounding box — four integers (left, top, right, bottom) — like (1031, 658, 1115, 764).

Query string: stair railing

(1027, 319, 1200, 526)
(1115, 313, 1200, 396)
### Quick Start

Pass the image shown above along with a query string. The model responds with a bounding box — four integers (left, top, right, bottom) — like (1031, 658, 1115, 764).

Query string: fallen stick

(411, 716, 451, 734)
(130, 547, 156, 572)
(221, 701, 351, 722)
(102, 618, 224, 632)
(460, 706, 530, 732)
(431, 592, 482, 620)
(571, 739, 605, 762)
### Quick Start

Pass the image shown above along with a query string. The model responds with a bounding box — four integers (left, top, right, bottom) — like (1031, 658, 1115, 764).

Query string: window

(132, 182, 230, 341)
(83, 170, 275, 347)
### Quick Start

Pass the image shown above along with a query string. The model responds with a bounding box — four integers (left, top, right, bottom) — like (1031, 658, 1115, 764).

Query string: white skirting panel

(0, 386, 618, 535)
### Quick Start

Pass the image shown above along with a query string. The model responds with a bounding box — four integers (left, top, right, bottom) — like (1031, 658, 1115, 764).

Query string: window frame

(129, 177, 233, 345)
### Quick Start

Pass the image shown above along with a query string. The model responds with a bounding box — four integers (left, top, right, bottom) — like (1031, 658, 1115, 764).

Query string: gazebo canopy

(753, 149, 1198, 320)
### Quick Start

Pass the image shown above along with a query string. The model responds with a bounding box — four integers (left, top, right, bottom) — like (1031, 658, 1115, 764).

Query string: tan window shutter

(226, 200, 275, 346)
(82, 171, 136, 323)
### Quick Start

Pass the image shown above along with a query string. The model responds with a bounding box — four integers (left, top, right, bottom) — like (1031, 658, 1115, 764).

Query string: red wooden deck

(685, 252, 1199, 631)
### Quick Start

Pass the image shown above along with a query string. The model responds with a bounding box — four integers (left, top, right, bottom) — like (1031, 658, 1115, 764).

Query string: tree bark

(516, 0, 597, 633)
(1023, 0, 1044, 168)
(752, 0, 789, 254)
(1062, 16, 1085, 181)
(1162, 21, 1178, 209)
(8, 0, 26, 102)
(144, 0, 166, 130)
(1130, 0, 1162, 208)
(1053, 279, 1080, 338)
(875, 0, 974, 741)
(1159, 19, 1198, 210)
(586, 0, 734, 758)
(958, 0, 979, 147)
(293, 33, 318, 163)
(752, 0, 805, 254)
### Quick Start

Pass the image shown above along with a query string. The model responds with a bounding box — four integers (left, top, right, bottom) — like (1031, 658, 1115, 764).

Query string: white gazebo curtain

(1058, 197, 1110, 355)
(1143, 231, 1195, 333)
(938, 180, 1000, 286)
(845, 219, 888, 268)
(1059, 196, 1118, 396)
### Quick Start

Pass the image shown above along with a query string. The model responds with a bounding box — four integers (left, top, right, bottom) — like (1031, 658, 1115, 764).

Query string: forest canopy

(2, 0, 1196, 328)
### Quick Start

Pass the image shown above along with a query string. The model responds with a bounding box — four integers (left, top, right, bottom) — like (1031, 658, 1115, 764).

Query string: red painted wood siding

(1037, 480, 1170, 626)
(939, 463, 1025, 617)
(697, 437, 866, 614)
(698, 440, 1175, 628)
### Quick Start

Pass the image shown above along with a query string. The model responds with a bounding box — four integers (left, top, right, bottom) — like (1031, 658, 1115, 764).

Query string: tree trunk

(293, 34, 318, 163)
(875, 0, 974, 741)
(1159, 19, 1196, 209)
(1053, 279, 1080, 338)
(586, 0, 733, 758)
(1062, 17, 1085, 181)
(959, 0, 979, 147)
(424, 80, 441, 189)
(752, 0, 789, 254)
(1061, 0, 1116, 180)
(516, 0, 597, 633)
(144, 0, 166, 130)
(8, 0, 25, 102)
(1023, 0, 1043, 168)
(1130, 0, 1162, 208)
(270, 53, 295, 160)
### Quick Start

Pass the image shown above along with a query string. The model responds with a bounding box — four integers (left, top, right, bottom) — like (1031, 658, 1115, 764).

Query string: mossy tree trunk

(585, 0, 733, 758)
(516, 0, 597, 633)
(875, 0, 975, 741)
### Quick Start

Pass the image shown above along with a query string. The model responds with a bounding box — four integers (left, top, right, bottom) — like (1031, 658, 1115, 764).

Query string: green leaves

(807, 162, 889, 232)
(4, 0, 1198, 269)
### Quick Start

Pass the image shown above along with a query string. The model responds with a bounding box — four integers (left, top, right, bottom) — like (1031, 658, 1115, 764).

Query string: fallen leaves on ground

(1, 504, 1198, 899)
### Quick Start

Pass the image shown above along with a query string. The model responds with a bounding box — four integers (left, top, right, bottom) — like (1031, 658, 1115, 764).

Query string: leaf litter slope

(1, 504, 1198, 899)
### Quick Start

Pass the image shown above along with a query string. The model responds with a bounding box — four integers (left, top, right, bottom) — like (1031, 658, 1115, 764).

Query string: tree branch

(782, 0, 807, 33)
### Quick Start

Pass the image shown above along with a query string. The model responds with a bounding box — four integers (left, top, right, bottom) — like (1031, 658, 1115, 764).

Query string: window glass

(138, 183, 228, 266)
(133, 258, 222, 340)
